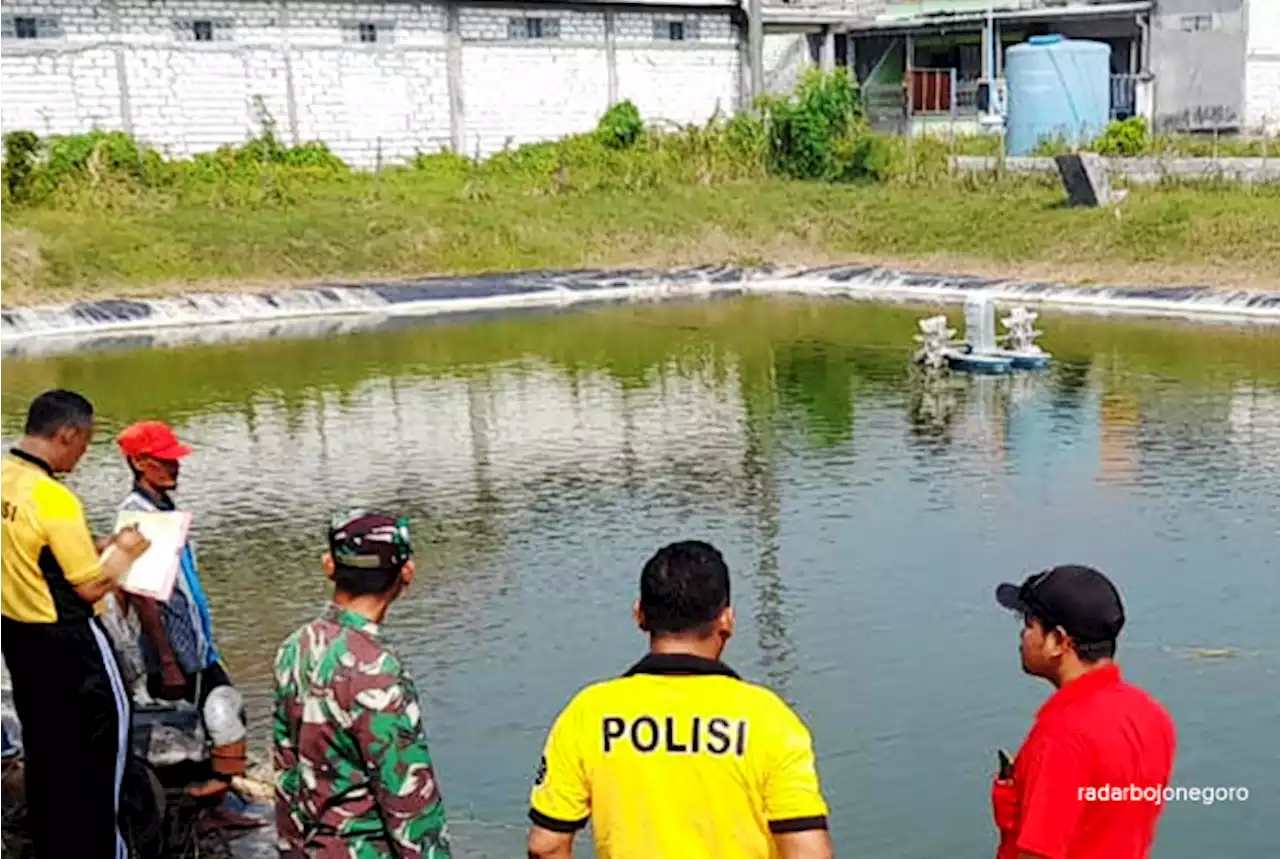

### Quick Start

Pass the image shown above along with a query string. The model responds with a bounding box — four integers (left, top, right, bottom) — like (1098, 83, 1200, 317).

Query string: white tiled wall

(1245, 0, 1280, 132)
(0, 0, 743, 166)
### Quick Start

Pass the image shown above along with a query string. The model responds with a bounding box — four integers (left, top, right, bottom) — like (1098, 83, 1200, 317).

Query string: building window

(3, 15, 62, 40)
(174, 19, 232, 42)
(343, 21, 393, 43)
(1180, 14, 1214, 32)
(655, 19, 699, 42)
(508, 16, 560, 40)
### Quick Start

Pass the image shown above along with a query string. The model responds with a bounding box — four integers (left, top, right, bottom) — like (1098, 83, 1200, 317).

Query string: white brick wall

(613, 12, 740, 128)
(461, 43, 610, 156)
(291, 49, 451, 162)
(1, 0, 742, 165)
(1245, 0, 1280, 132)
(615, 11, 734, 44)
(459, 6, 604, 42)
(1, 47, 123, 135)
(616, 49, 740, 128)
(2, 0, 111, 40)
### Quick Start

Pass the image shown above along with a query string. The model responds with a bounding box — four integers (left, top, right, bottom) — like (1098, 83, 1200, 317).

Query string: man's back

(1012, 666, 1176, 859)
(530, 653, 829, 859)
(273, 604, 449, 859)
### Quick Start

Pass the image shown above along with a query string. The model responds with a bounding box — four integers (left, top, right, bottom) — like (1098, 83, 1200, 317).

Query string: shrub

(762, 68, 866, 181)
(1093, 117, 1148, 157)
(2, 131, 41, 203)
(597, 101, 644, 150)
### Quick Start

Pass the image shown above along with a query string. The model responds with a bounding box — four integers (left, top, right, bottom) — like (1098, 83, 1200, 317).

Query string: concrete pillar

(605, 9, 618, 105)
(280, 0, 300, 145)
(981, 17, 992, 81)
(995, 20, 1003, 77)
(820, 26, 835, 72)
(748, 0, 764, 99)
(446, 3, 465, 154)
(904, 33, 914, 125)
(108, 0, 133, 134)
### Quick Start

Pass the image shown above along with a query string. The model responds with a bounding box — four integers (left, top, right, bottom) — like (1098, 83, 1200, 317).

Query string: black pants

(2, 616, 130, 859)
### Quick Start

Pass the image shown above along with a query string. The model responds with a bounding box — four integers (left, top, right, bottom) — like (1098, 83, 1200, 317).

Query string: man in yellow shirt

(527, 540, 834, 859)
(2, 390, 147, 859)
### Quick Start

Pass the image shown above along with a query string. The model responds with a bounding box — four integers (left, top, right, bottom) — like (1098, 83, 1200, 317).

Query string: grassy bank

(4, 75, 1279, 306)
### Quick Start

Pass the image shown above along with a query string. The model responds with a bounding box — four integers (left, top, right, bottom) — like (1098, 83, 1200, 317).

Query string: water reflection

(2, 298, 1278, 859)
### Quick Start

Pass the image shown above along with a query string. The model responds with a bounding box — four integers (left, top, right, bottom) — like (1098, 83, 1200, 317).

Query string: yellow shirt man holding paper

(1, 390, 149, 859)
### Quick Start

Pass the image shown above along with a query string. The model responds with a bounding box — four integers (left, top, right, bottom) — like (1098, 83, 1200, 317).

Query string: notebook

(111, 510, 192, 602)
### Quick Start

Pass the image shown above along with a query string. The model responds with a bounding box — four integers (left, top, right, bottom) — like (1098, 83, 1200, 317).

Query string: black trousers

(2, 615, 131, 859)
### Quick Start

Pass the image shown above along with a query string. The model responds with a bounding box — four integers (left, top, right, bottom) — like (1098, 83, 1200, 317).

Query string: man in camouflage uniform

(272, 510, 450, 858)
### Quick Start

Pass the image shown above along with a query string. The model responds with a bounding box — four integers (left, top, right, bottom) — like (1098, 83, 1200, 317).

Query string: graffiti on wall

(1154, 103, 1241, 132)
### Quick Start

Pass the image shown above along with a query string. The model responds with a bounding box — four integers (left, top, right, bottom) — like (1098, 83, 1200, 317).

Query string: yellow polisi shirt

(1, 450, 104, 624)
(530, 652, 830, 859)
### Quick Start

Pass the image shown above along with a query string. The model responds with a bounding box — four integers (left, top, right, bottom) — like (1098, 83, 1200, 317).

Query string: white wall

(458, 7, 609, 156)
(0, 0, 742, 166)
(1244, 0, 1280, 132)
(614, 11, 739, 128)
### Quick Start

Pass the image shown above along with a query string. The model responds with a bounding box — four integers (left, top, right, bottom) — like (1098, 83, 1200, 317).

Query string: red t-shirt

(998, 664, 1177, 859)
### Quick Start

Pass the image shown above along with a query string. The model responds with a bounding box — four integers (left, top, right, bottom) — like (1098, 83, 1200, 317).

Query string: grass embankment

(3, 75, 1279, 307)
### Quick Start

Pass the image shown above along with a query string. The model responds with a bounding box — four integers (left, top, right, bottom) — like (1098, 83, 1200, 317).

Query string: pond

(2, 297, 1277, 858)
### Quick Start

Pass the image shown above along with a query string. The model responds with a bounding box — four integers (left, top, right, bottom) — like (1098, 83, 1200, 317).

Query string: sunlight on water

(3, 297, 1277, 858)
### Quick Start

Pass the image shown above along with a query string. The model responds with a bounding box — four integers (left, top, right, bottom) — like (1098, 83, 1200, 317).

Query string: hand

(159, 660, 187, 699)
(114, 524, 151, 561)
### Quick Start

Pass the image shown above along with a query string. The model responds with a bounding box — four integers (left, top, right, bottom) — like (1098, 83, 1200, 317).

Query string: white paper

(112, 510, 191, 602)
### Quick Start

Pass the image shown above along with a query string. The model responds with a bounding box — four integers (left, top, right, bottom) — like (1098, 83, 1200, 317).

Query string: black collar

(623, 652, 740, 679)
(132, 482, 174, 511)
(8, 448, 54, 476)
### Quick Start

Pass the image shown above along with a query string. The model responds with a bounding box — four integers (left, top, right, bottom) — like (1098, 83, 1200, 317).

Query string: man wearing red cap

(116, 420, 259, 827)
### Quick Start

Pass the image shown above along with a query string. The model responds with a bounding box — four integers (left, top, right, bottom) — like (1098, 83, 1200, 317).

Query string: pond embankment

(4, 266, 1278, 359)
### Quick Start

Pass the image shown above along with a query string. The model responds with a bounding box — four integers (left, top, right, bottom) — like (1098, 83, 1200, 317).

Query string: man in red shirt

(992, 565, 1176, 859)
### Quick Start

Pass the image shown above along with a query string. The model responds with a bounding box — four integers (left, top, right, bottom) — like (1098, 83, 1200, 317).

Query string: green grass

(4, 87, 1280, 306)
(5, 171, 1280, 305)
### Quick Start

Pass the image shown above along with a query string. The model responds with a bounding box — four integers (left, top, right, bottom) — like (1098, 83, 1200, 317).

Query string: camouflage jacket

(272, 603, 451, 859)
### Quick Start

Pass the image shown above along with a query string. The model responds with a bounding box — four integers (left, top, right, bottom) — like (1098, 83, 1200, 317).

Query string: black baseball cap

(995, 564, 1125, 644)
(328, 510, 413, 574)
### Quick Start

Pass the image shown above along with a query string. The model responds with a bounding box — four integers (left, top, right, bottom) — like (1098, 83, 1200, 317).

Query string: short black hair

(639, 540, 730, 636)
(1029, 612, 1117, 662)
(1074, 638, 1117, 662)
(24, 390, 93, 438)
(332, 565, 400, 597)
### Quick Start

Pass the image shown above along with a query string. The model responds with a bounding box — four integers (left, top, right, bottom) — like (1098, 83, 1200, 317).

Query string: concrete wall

(1244, 0, 1280, 131)
(762, 29, 816, 95)
(0, 0, 742, 165)
(1150, 0, 1249, 131)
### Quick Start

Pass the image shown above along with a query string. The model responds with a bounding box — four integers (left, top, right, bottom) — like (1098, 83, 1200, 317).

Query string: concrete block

(1054, 153, 1115, 207)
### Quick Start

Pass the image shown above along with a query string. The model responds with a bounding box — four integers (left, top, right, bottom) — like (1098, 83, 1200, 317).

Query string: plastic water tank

(1005, 35, 1111, 156)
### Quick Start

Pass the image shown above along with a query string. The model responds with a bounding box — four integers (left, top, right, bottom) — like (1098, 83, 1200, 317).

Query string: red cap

(117, 421, 193, 461)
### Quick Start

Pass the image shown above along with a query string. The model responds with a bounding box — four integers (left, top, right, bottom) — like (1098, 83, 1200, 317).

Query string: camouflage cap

(328, 509, 414, 573)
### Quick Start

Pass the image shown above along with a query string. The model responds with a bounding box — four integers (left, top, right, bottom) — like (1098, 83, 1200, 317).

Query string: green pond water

(2, 297, 1278, 858)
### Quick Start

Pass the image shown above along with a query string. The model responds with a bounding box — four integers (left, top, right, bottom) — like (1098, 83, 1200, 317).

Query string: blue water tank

(1005, 35, 1111, 156)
